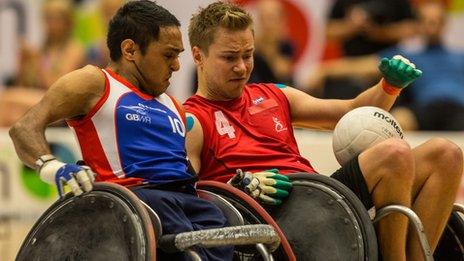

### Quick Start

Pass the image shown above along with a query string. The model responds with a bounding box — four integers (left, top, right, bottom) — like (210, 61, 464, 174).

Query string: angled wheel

(268, 173, 378, 261)
(199, 173, 378, 261)
(16, 182, 156, 261)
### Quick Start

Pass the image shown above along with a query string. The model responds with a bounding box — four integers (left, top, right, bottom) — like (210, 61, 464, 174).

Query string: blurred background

(1, 0, 464, 260)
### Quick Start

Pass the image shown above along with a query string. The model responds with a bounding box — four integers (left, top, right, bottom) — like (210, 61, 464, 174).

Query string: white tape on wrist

(39, 159, 66, 184)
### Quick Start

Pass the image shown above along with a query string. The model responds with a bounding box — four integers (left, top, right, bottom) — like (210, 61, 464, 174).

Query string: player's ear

(192, 46, 203, 66)
(121, 39, 137, 61)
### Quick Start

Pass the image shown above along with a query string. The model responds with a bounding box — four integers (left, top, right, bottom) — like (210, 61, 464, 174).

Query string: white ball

(332, 106, 404, 165)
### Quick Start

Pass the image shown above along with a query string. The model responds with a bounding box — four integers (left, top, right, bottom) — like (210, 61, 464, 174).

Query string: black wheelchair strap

(129, 177, 198, 194)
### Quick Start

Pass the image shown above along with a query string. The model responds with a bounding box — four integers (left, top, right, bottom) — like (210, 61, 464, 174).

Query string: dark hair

(107, 0, 180, 61)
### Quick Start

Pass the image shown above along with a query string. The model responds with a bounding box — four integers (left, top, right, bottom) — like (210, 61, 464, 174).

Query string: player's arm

(9, 65, 104, 196)
(282, 55, 421, 130)
(9, 65, 105, 167)
(305, 55, 379, 94)
(185, 113, 204, 174)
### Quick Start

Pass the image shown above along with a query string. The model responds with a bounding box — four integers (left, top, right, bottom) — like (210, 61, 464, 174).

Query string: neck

(108, 62, 155, 96)
(196, 72, 225, 101)
(196, 84, 240, 102)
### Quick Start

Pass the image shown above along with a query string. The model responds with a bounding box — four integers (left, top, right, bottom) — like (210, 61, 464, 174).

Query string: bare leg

(407, 138, 462, 260)
(359, 138, 415, 261)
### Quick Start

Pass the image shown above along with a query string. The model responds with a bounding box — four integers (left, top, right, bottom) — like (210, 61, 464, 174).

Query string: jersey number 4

(214, 111, 235, 138)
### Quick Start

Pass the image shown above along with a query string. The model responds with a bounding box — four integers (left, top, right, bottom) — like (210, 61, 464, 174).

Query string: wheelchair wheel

(267, 173, 378, 261)
(199, 173, 378, 261)
(16, 182, 156, 261)
(197, 180, 296, 261)
(434, 211, 464, 260)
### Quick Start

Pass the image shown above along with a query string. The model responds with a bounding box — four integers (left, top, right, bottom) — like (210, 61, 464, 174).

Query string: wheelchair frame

(16, 175, 464, 261)
(199, 173, 464, 261)
(16, 182, 281, 261)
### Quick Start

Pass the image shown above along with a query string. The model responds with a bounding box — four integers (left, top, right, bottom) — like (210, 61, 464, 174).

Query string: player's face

(137, 26, 184, 96)
(200, 27, 254, 100)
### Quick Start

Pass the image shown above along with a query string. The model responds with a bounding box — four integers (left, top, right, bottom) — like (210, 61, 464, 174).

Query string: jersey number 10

(168, 115, 185, 137)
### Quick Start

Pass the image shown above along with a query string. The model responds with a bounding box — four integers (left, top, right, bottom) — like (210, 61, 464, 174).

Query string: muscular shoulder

(46, 65, 106, 118)
(66, 65, 105, 89)
(52, 65, 103, 90)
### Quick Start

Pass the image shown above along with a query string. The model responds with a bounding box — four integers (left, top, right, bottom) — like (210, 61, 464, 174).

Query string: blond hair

(188, 1, 253, 53)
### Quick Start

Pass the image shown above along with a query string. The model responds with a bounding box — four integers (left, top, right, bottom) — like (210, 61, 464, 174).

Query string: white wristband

(39, 159, 66, 184)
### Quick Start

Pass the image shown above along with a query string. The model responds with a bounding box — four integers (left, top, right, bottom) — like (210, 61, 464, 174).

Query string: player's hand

(39, 159, 95, 198)
(228, 169, 292, 205)
(379, 55, 422, 89)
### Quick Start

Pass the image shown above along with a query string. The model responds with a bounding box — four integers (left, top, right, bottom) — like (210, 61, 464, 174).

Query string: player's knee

(372, 138, 414, 178)
(376, 138, 413, 165)
(428, 138, 463, 180)
(428, 138, 462, 162)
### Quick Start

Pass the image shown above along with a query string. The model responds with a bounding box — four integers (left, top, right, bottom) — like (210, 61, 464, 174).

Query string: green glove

(378, 55, 422, 89)
(228, 169, 292, 205)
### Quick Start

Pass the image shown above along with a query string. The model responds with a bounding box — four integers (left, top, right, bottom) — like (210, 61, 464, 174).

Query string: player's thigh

(331, 156, 374, 210)
(358, 138, 413, 192)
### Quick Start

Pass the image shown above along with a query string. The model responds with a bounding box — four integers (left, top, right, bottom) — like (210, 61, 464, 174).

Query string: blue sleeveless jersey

(68, 68, 194, 186)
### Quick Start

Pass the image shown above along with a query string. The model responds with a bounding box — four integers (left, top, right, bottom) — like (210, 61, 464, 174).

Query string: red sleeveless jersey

(184, 83, 315, 183)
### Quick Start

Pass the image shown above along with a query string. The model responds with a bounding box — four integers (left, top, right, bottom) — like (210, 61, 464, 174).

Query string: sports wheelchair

(197, 173, 464, 261)
(17, 174, 464, 260)
(16, 182, 287, 261)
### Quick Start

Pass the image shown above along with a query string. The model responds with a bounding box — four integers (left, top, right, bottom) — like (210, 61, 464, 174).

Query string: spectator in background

(320, 0, 418, 99)
(1, 0, 84, 127)
(85, 0, 125, 67)
(307, 1, 464, 131)
(249, 0, 295, 86)
(14, 0, 85, 89)
(327, 0, 417, 56)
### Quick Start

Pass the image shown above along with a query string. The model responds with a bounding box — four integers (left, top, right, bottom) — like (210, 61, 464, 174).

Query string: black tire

(16, 182, 157, 261)
(434, 211, 464, 260)
(269, 173, 377, 261)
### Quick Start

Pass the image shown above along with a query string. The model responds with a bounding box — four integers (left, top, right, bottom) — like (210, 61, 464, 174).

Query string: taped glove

(379, 55, 422, 89)
(36, 155, 95, 198)
(228, 169, 292, 205)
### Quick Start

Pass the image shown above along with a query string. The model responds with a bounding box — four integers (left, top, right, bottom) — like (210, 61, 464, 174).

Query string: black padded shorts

(331, 156, 374, 210)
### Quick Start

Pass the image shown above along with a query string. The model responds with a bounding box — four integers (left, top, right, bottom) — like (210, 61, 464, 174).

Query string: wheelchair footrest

(159, 224, 280, 253)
